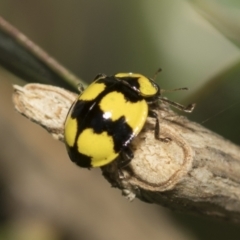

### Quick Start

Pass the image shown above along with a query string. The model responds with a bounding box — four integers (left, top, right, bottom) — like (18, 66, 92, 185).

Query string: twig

(0, 16, 81, 89)
(12, 83, 240, 224)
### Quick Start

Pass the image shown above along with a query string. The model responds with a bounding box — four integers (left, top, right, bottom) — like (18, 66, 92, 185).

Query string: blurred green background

(0, 0, 240, 239)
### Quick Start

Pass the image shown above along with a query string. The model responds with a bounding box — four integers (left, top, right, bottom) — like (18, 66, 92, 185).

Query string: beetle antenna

(161, 87, 189, 94)
(153, 68, 162, 81)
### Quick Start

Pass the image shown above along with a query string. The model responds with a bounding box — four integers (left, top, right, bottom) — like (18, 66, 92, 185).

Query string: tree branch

(0, 16, 81, 90)
(12, 83, 240, 224)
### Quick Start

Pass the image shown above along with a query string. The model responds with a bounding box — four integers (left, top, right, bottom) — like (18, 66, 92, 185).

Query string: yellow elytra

(64, 72, 195, 169)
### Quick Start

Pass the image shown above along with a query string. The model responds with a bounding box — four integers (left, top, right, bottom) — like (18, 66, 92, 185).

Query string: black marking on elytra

(70, 77, 140, 156)
(75, 102, 133, 153)
(66, 145, 92, 168)
(117, 76, 160, 100)
(97, 76, 144, 103)
(69, 74, 161, 165)
(117, 76, 141, 90)
(95, 75, 118, 88)
(106, 116, 133, 153)
(71, 100, 94, 119)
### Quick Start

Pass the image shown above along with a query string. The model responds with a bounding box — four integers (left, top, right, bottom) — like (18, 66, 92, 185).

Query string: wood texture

(13, 83, 240, 224)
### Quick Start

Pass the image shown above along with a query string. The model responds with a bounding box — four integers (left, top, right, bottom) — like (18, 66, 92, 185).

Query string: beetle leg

(93, 73, 107, 80)
(77, 83, 85, 93)
(117, 147, 134, 178)
(148, 110, 171, 142)
(116, 148, 133, 179)
(118, 146, 134, 169)
(160, 97, 195, 113)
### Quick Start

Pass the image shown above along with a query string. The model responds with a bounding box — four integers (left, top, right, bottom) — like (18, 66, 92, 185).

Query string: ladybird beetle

(64, 72, 194, 169)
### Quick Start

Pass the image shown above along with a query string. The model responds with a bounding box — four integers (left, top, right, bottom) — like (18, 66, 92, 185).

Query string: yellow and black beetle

(64, 72, 194, 169)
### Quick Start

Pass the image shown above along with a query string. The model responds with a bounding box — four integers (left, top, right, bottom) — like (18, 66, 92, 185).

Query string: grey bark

(12, 83, 240, 224)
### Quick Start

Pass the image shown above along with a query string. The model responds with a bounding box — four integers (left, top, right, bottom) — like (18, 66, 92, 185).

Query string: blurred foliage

(0, 28, 78, 92)
(188, 61, 240, 144)
(0, 1, 240, 240)
(189, 0, 240, 47)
